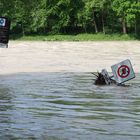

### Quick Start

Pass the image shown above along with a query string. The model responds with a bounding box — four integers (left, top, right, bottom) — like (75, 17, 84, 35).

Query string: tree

(78, 0, 112, 33)
(0, 0, 139, 35)
(126, 0, 140, 34)
(45, 0, 71, 33)
(112, 0, 140, 34)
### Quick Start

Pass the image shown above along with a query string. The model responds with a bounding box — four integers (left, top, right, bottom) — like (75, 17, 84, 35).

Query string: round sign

(117, 65, 130, 78)
(0, 19, 4, 24)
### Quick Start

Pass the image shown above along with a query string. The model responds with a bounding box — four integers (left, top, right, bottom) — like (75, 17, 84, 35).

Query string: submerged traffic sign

(111, 59, 135, 84)
(0, 17, 10, 47)
(101, 69, 111, 85)
(0, 18, 6, 27)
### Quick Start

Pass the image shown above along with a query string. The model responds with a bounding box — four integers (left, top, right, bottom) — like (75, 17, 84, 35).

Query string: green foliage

(11, 33, 138, 41)
(112, 0, 140, 33)
(0, 0, 140, 36)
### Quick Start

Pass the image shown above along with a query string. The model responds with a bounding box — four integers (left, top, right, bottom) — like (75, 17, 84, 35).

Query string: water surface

(0, 73, 140, 140)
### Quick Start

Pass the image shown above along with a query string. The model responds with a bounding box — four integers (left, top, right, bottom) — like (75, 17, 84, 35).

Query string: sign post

(101, 69, 111, 85)
(0, 17, 11, 48)
(111, 59, 135, 84)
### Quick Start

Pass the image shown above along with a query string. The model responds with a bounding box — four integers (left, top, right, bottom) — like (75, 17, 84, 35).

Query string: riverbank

(0, 41, 140, 75)
(10, 33, 139, 41)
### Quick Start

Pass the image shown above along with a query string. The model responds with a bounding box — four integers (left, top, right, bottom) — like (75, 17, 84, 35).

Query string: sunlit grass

(10, 33, 139, 41)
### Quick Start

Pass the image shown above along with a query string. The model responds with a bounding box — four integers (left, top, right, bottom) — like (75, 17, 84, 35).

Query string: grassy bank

(10, 33, 139, 41)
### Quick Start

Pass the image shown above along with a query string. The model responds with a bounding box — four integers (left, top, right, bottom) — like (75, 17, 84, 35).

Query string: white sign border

(111, 59, 135, 84)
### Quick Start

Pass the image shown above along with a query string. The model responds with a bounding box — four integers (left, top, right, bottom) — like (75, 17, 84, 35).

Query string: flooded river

(0, 72, 140, 140)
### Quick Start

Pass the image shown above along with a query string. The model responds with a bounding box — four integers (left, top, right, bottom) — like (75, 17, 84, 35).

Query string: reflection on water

(0, 73, 140, 140)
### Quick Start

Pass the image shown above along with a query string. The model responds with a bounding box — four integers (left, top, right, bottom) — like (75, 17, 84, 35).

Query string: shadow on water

(0, 72, 140, 140)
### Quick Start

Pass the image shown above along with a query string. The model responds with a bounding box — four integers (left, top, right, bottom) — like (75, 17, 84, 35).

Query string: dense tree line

(0, 0, 140, 35)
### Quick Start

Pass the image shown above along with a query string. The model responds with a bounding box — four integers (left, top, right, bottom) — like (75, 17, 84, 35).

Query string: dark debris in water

(92, 72, 106, 85)
(92, 72, 116, 86)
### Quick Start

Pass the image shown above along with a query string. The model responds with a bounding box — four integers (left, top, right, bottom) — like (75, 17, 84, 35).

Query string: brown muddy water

(0, 72, 140, 140)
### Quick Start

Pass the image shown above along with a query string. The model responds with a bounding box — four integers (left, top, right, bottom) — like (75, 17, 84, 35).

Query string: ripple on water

(0, 73, 140, 140)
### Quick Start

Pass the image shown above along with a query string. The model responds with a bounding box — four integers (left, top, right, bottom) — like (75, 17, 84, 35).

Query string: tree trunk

(21, 22, 25, 36)
(134, 15, 139, 35)
(135, 21, 137, 35)
(122, 18, 127, 34)
(93, 12, 98, 33)
(101, 10, 105, 34)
